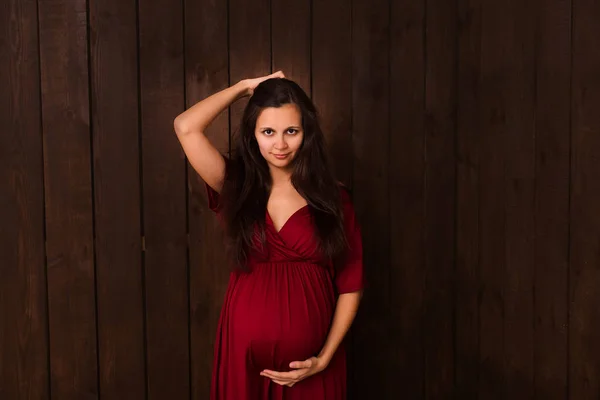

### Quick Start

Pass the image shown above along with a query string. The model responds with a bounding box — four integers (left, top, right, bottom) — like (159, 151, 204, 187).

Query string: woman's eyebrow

(259, 126, 301, 130)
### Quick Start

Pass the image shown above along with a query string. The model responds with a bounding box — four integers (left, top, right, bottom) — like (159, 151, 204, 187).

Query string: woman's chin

(268, 157, 293, 169)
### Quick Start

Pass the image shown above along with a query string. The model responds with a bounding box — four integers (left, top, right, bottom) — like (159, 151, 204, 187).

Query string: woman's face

(254, 103, 304, 170)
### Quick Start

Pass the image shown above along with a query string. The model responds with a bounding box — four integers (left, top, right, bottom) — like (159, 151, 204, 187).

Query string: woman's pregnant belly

(229, 262, 336, 372)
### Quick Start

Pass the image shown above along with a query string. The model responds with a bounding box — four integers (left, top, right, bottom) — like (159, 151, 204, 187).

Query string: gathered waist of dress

(248, 260, 329, 268)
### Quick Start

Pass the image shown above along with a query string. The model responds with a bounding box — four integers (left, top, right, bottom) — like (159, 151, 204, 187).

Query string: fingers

(261, 369, 302, 380)
(260, 369, 305, 386)
(264, 70, 284, 81)
(261, 357, 319, 387)
(271, 379, 294, 387)
(245, 71, 285, 96)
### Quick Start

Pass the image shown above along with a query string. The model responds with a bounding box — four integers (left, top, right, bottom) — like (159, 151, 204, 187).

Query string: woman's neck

(269, 166, 293, 188)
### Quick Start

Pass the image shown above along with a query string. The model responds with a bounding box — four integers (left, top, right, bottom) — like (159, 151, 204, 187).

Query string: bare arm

(173, 71, 284, 193)
(317, 290, 363, 365)
(173, 82, 248, 192)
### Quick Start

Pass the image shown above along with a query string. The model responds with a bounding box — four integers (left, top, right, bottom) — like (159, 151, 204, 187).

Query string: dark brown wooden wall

(1, 0, 599, 398)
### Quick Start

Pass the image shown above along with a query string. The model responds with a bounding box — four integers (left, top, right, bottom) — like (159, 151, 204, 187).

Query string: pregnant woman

(174, 71, 364, 399)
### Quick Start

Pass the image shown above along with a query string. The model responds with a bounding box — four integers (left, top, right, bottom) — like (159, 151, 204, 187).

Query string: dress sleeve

(204, 156, 230, 213)
(205, 182, 221, 213)
(334, 188, 366, 294)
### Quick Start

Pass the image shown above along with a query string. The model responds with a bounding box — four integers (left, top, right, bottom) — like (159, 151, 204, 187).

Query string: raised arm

(174, 82, 246, 192)
(173, 71, 284, 193)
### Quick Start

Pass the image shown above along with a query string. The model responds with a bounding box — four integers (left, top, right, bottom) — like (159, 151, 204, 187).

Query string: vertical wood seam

(180, 0, 193, 397)
(452, 0, 460, 395)
(532, 2, 539, 395)
(133, 0, 149, 395)
(85, 0, 102, 395)
(566, 0, 574, 396)
(34, 0, 53, 395)
(422, 0, 428, 397)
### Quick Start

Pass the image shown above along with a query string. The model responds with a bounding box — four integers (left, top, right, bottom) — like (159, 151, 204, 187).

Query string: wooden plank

(478, 0, 508, 396)
(312, 0, 354, 389)
(455, 0, 482, 397)
(389, 0, 426, 397)
(88, 0, 145, 397)
(312, 0, 352, 186)
(37, 0, 98, 397)
(570, 0, 600, 397)
(533, 0, 571, 398)
(351, 0, 390, 397)
(0, 0, 49, 398)
(423, 0, 457, 396)
(271, 0, 310, 94)
(229, 0, 270, 137)
(138, 0, 189, 397)
(183, 0, 229, 397)
(502, 1, 536, 398)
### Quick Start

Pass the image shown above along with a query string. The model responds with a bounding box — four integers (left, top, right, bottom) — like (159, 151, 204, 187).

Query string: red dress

(206, 183, 364, 400)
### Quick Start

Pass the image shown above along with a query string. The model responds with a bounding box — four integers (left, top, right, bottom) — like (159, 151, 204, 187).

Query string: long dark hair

(219, 78, 348, 269)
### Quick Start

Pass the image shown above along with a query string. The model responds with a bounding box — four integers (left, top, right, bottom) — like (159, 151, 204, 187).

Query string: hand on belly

(248, 334, 324, 372)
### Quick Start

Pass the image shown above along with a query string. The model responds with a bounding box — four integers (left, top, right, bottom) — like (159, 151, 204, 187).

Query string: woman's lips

(273, 153, 289, 159)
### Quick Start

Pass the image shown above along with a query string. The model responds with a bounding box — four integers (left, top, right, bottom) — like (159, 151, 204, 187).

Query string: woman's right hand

(241, 70, 285, 97)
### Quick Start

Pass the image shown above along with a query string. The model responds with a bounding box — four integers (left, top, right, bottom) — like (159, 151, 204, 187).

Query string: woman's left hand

(260, 356, 327, 387)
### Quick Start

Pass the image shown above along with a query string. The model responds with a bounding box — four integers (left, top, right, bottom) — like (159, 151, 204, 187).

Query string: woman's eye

(262, 128, 298, 135)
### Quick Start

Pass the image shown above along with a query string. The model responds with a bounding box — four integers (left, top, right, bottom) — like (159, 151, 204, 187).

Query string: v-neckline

(266, 205, 309, 234)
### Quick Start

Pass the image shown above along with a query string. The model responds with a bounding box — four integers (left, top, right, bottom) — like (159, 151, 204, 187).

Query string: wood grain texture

(534, 0, 571, 398)
(89, 0, 145, 397)
(312, 0, 353, 186)
(138, 0, 189, 397)
(312, 0, 355, 389)
(478, 0, 508, 396)
(0, 0, 49, 398)
(456, 0, 482, 397)
(351, 0, 391, 397)
(423, 0, 458, 396)
(38, 0, 98, 397)
(502, 0, 536, 398)
(229, 0, 271, 137)
(570, 0, 600, 397)
(183, 0, 230, 397)
(1, 1, 599, 398)
(389, 0, 426, 397)
(271, 0, 311, 94)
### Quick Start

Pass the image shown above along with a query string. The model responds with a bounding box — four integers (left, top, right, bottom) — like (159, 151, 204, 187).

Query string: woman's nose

(274, 134, 288, 149)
